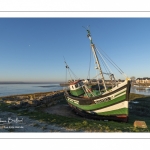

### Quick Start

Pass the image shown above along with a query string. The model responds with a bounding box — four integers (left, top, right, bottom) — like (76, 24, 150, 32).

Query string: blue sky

(0, 18, 150, 82)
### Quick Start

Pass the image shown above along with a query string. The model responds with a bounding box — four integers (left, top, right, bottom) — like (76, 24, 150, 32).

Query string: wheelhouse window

(78, 82, 83, 86)
(75, 84, 78, 88)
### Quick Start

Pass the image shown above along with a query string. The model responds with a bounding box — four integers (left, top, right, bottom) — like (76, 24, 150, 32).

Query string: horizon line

(0, 81, 63, 84)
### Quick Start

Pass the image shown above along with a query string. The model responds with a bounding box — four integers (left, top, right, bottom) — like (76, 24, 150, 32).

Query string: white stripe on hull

(94, 90, 126, 103)
(103, 80, 128, 95)
(89, 101, 128, 113)
(110, 88, 126, 98)
(67, 89, 127, 105)
(93, 84, 127, 103)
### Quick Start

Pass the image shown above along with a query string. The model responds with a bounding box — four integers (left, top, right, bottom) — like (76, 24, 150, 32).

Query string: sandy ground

(43, 104, 81, 118)
(0, 104, 82, 132)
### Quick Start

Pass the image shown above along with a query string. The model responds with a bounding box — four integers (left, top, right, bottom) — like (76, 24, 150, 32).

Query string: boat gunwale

(64, 80, 131, 102)
(67, 95, 127, 110)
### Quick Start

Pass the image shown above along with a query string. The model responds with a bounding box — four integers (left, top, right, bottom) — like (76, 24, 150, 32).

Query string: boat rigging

(63, 27, 131, 122)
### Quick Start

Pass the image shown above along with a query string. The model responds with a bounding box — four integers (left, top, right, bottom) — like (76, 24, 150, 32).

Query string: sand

(0, 110, 78, 132)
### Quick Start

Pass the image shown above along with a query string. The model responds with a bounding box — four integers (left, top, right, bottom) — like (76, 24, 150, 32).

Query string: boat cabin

(69, 80, 85, 96)
(69, 80, 101, 97)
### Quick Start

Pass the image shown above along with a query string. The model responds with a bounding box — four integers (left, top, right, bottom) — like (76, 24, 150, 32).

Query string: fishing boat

(63, 28, 131, 122)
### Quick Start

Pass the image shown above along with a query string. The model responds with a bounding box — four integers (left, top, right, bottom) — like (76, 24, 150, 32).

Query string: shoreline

(1, 83, 150, 98)
(0, 83, 63, 98)
(0, 89, 64, 98)
(0, 89, 80, 132)
(0, 92, 150, 132)
(0, 90, 65, 110)
(0, 82, 61, 84)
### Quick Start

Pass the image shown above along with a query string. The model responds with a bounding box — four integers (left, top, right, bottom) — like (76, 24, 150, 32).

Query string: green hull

(66, 94, 126, 111)
(70, 87, 84, 96)
(66, 94, 128, 115)
(64, 80, 131, 122)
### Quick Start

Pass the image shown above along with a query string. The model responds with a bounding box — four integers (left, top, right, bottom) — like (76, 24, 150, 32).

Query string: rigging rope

(63, 57, 78, 81)
(95, 46, 113, 75)
(98, 52, 111, 77)
(69, 67, 78, 79)
(64, 62, 78, 81)
(96, 46, 128, 78)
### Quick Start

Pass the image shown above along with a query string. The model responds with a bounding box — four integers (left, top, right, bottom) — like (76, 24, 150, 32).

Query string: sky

(0, 18, 150, 83)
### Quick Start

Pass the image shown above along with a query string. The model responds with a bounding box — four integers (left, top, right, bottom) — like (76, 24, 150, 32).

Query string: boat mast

(86, 29, 107, 91)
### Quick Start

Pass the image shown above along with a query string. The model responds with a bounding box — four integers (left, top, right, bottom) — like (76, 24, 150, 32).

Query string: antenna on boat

(82, 25, 90, 30)
(82, 26, 87, 30)
(63, 56, 78, 81)
(63, 56, 69, 69)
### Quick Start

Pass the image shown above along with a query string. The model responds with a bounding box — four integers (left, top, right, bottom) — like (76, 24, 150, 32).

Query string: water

(1, 84, 149, 97)
(0, 83, 63, 97)
(130, 86, 150, 96)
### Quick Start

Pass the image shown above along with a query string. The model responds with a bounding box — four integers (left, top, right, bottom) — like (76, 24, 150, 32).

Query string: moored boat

(145, 87, 150, 90)
(63, 28, 131, 122)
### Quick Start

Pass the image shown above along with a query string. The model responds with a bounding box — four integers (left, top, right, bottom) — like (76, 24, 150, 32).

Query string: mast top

(82, 26, 93, 44)
(86, 29, 93, 44)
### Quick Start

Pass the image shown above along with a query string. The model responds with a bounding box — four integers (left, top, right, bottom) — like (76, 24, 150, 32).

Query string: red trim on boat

(116, 115, 128, 118)
(69, 80, 81, 85)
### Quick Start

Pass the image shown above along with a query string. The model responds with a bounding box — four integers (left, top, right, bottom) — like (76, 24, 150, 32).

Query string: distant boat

(145, 87, 150, 90)
(63, 28, 131, 122)
(136, 87, 145, 90)
(60, 82, 70, 86)
(133, 85, 139, 87)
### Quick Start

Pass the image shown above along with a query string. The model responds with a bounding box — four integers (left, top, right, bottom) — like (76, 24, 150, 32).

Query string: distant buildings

(136, 77, 150, 84)
(68, 79, 124, 85)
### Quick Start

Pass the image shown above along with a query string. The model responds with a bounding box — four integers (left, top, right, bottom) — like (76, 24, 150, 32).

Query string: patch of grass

(0, 93, 150, 132)
(42, 126, 47, 130)
(33, 123, 40, 127)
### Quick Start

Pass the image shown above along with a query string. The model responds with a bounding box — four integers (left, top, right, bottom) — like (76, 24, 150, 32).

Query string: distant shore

(0, 83, 63, 97)
(0, 82, 61, 84)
